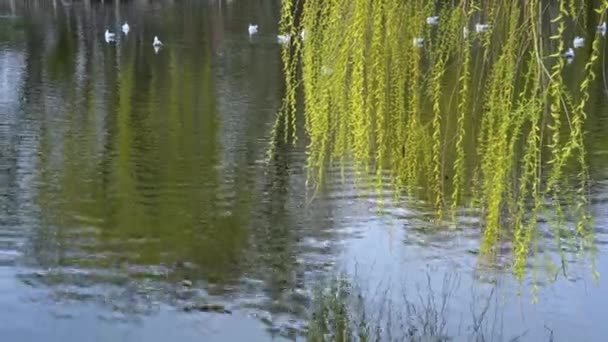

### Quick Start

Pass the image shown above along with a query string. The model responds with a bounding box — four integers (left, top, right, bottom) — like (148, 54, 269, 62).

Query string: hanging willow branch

(275, 0, 608, 280)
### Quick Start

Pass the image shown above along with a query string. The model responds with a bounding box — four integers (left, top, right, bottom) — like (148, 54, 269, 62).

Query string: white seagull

(122, 22, 130, 35)
(573, 36, 585, 48)
(475, 23, 490, 33)
(248, 24, 258, 35)
(413, 37, 424, 47)
(277, 34, 291, 44)
(598, 22, 606, 36)
(153, 36, 163, 47)
(426, 16, 439, 26)
(562, 48, 575, 59)
(104, 29, 116, 43)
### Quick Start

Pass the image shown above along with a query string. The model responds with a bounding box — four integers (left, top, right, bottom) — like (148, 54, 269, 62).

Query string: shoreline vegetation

(305, 273, 544, 342)
(273, 0, 608, 284)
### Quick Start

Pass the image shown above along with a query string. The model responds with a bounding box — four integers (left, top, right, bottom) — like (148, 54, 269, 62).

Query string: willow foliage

(277, 0, 608, 280)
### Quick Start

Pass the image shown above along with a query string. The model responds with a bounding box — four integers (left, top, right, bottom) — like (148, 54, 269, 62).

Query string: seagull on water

(463, 26, 469, 39)
(426, 16, 439, 26)
(122, 22, 130, 35)
(153, 36, 163, 47)
(598, 22, 606, 36)
(475, 23, 490, 33)
(573, 36, 585, 48)
(562, 48, 575, 59)
(104, 29, 116, 43)
(277, 34, 290, 44)
(248, 24, 258, 36)
(413, 37, 424, 47)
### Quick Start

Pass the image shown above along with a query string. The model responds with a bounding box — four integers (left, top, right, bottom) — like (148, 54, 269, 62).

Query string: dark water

(1, 1, 608, 341)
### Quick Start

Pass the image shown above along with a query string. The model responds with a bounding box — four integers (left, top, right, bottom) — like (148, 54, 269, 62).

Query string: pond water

(1, 1, 608, 341)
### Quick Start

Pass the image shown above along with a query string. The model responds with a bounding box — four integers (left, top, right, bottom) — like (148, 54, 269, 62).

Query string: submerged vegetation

(275, 0, 608, 281)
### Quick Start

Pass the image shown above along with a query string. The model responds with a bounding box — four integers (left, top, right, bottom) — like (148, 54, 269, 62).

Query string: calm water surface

(1, 1, 608, 341)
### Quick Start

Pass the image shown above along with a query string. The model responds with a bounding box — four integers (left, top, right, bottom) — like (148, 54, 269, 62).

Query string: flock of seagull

(103, 19, 607, 59)
(560, 22, 606, 61)
(413, 19, 491, 48)
(104, 22, 164, 53)
(103, 21, 293, 53)
(247, 23, 304, 44)
(417, 16, 607, 63)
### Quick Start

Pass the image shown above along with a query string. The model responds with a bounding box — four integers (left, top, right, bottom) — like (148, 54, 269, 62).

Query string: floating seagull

(153, 36, 163, 47)
(277, 34, 290, 44)
(426, 16, 439, 26)
(562, 48, 575, 59)
(573, 36, 585, 48)
(321, 65, 333, 76)
(248, 24, 258, 36)
(475, 23, 490, 33)
(413, 37, 424, 47)
(598, 22, 606, 36)
(300, 29, 307, 40)
(122, 22, 130, 35)
(463, 26, 469, 39)
(104, 29, 116, 43)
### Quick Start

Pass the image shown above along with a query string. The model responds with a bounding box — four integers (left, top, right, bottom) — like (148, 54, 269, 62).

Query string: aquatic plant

(276, 0, 608, 280)
(305, 273, 539, 342)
